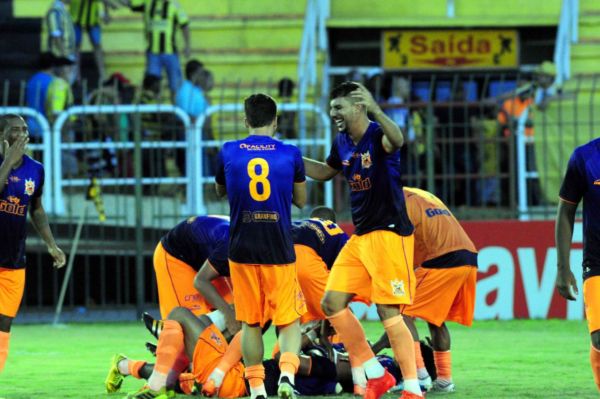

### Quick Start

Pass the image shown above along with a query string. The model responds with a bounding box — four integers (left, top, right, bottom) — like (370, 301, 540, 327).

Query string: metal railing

(554, 0, 579, 86)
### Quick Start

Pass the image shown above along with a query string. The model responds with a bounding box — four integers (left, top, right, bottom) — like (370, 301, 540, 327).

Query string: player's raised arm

(555, 199, 579, 300)
(303, 157, 338, 181)
(350, 82, 404, 152)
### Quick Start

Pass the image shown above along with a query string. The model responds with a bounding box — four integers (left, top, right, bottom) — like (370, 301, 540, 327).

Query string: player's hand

(48, 245, 66, 269)
(3, 134, 28, 167)
(556, 268, 578, 301)
(349, 82, 379, 114)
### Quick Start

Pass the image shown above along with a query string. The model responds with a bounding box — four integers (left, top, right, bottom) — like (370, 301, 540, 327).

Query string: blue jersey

(326, 121, 413, 236)
(559, 138, 600, 280)
(0, 155, 45, 269)
(216, 135, 305, 265)
(160, 216, 229, 272)
(292, 218, 349, 269)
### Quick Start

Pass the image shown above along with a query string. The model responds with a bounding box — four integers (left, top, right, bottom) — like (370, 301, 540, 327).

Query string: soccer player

(153, 215, 233, 320)
(120, 0, 191, 100)
(374, 187, 478, 393)
(0, 114, 66, 372)
(106, 307, 341, 398)
(303, 81, 423, 399)
(555, 138, 600, 392)
(215, 93, 307, 399)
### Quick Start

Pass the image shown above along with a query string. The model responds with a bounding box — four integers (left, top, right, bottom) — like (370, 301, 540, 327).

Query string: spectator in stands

(497, 79, 541, 205)
(25, 53, 55, 143)
(277, 77, 296, 139)
(175, 59, 207, 120)
(44, 0, 77, 83)
(119, 0, 191, 101)
(69, 0, 115, 82)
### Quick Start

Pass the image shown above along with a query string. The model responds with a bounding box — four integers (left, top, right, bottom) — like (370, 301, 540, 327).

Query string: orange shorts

(153, 242, 233, 319)
(0, 267, 25, 317)
(229, 260, 306, 326)
(192, 324, 247, 398)
(584, 276, 600, 333)
(295, 245, 329, 323)
(402, 266, 477, 327)
(326, 231, 416, 305)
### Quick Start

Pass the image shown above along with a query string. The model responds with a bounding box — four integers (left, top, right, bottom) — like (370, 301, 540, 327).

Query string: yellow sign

(382, 30, 519, 69)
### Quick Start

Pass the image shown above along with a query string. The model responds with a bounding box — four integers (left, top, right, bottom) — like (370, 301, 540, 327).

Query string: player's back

(217, 135, 305, 264)
(403, 187, 477, 266)
(292, 218, 349, 269)
(160, 215, 229, 271)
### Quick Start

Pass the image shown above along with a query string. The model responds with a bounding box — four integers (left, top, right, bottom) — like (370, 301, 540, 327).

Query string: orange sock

(434, 350, 452, 381)
(217, 331, 243, 374)
(128, 360, 147, 379)
(0, 331, 10, 372)
(154, 320, 185, 375)
(327, 308, 375, 364)
(279, 352, 300, 376)
(591, 345, 600, 391)
(414, 341, 425, 370)
(245, 363, 266, 398)
(383, 315, 417, 380)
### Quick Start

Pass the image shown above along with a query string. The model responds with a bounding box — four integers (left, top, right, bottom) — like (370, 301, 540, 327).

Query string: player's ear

(243, 117, 250, 129)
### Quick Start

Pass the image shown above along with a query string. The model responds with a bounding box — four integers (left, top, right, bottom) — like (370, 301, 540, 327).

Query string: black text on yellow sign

(382, 30, 519, 70)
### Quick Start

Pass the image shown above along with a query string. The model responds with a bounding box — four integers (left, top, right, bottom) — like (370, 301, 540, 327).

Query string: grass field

(0, 320, 597, 398)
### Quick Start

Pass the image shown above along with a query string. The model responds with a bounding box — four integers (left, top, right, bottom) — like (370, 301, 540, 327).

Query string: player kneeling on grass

(105, 307, 341, 398)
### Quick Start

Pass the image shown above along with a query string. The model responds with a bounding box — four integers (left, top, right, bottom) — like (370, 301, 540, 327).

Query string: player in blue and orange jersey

(153, 215, 233, 320)
(303, 81, 422, 399)
(375, 187, 477, 393)
(0, 114, 66, 372)
(556, 138, 600, 392)
(215, 93, 307, 399)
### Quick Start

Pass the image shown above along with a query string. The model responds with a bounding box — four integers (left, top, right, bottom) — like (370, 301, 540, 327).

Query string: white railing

(0, 107, 53, 211)
(515, 106, 536, 220)
(554, 0, 579, 86)
(192, 102, 333, 212)
(52, 104, 194, 215)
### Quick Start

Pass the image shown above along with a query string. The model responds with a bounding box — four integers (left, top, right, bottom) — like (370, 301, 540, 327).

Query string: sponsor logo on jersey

(210, 331, 223, 346)
(242, 211, 280, 223)
(24, 178, 35, 196)
(239, 143, 276, 151)
(594, 179, 600, 186)
(425, 207, 451, 217)
(0, 196, 26, 216)
(390, 279, 405, 297)
(349, 174, 372, 192)
(9, 175, 20, 183)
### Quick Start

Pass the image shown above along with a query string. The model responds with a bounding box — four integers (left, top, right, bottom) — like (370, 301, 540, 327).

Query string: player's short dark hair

(0, 114, 23, 134)
(244, 93, 277, 128)
(278, 77, 295, 98)
(185, 59, 204, 80)
(330, 81, 360, 100)
(310, 206, 337, 222)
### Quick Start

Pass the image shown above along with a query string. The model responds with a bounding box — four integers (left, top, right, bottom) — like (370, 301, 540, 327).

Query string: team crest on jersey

(361, 151, 372, 169)
(210, 331, 223, 346)
(24, 178, 35, 196)
(390, 279, 405, 297)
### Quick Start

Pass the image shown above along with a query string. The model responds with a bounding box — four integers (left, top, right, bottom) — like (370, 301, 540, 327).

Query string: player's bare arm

(303, 157, 338, 181)
(350, 82, 404, 152)
(0, 134, 28, 195)
(215, 182, 227, 198)
(555, 199, 579, 300)
(292, 181, 307, 209)
(29, 197, 65, 268)
(194, 263, 240, 335)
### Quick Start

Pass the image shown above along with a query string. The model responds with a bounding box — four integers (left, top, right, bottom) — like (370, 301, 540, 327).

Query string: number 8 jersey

(216, 135, 306, 265)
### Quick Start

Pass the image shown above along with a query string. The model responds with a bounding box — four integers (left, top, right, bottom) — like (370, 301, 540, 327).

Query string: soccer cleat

(145, 341, 157, 357)
(202, 378, 218, 397)
(125, 385, 175, 399)
(399, 391, 424, 399)
(143, 312, 163, 339)
(419, 375, 433, 392)
(105, 353, 127, 393)
(432, 379, 455, 393)
(277, 376, 296, 399)
(364, 370, 396, 399)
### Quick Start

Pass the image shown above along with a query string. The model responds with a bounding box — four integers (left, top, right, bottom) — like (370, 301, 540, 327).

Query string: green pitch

(0, 320, 597, 398)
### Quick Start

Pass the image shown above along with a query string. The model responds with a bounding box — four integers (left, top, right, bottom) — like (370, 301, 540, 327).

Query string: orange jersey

(403, 187, 477, 267)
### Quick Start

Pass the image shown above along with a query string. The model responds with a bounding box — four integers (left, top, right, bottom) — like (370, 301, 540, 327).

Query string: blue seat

(489, 80, 517, 98)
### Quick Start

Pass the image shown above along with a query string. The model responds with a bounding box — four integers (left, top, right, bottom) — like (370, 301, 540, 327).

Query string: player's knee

(321, 296, 343, 316)
(0, 314, 14, 332)
(591, 330, 600, 350)
(376, 304, 400, 321)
